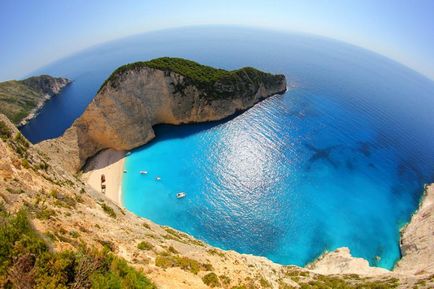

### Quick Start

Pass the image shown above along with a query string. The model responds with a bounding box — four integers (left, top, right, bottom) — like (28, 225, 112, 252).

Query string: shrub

(168, 246, 178, 254)
(259, 277, 271, 288)
(0, 120, 11, 140)
(137, 241, 153, 251)
(0, 206, 156, 289)
(100, 202, 116, 218)
(202, 272, 221, 287)
(155, 254, 202, 274)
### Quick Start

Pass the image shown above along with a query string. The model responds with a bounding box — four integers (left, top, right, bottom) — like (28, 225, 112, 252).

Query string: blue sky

(1, 0, 433, 81)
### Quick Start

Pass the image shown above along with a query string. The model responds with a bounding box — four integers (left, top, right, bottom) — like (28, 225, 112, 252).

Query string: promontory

(0, 75, 70, 126)
(38, 57, 287, 172)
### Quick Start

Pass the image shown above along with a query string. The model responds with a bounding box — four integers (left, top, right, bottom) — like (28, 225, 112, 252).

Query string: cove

(22, 26, 434, 269)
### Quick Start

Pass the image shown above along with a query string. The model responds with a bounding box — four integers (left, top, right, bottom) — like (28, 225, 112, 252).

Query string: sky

(1, 0, 433, 81)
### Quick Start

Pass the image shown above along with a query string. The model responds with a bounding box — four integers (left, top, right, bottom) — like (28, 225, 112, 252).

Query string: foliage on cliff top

(98, 57, 284, 95)
(0, 206, 156, 289)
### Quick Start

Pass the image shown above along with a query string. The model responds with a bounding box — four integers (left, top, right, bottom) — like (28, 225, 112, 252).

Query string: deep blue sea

(23, 26, 434, 269)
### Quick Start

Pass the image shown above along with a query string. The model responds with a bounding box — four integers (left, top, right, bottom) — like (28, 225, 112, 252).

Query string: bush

(155, 253, 202, 274)
(0, 120, 11, 140)
(137, 241, 153, 251)
(168, 246, 178, 254)
(202, 272, 220, 287)
(0, 206, 156, 289)
(100, 202, 116, 218)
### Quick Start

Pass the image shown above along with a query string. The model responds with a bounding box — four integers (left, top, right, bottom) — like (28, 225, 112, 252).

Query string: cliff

(1, 113, 430, 289)
(395, 184, 434, 274)
(38, 58, 286, 172)
(0, 75, 70, 125)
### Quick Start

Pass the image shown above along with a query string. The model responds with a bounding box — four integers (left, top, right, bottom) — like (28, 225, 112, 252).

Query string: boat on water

(139, 170, 148, 175)
(123, 170, 127, 173)
(156, 176, 161, 181)
(176, 192, 186, 199)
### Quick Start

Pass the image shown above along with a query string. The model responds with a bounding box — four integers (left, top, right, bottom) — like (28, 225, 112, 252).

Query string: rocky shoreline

(395, 184, 434, 274)
(19, 77, 71, 127)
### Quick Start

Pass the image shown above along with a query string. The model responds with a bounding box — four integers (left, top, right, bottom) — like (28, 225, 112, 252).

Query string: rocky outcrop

(0, 75, 70, 125)
(21, 75, 70, 96)
(395, 184, 434, 275)
(38, 58, 286, 172)
(308, 247, 389, 276)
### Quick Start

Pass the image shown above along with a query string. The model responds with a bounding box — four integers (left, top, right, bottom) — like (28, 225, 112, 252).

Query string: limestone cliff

(0, 75, 70, 125)
(38, 58, 286, 172)
(395, 184, 434, 274)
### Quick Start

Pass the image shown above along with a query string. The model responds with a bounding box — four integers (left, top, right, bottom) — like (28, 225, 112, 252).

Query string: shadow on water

(304, 143, 340, 169)
(140, 105, 259, 147)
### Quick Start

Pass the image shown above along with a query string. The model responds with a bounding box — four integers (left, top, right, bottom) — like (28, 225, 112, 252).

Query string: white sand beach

(82, 149, 125, 206)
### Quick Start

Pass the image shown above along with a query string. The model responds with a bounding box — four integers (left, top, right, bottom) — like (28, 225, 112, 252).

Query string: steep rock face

(21, 75, 70, 96)
(395, 184, 434, 274)
(0, 75, 70, 125)
(39, 59, 286, 172)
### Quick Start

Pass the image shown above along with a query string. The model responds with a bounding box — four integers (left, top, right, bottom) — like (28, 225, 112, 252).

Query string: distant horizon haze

(1, 0, 434, 81)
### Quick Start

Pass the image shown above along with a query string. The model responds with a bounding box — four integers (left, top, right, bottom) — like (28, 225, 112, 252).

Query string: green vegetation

(167, 246, 178, 254)
(155, 251, 212, 274)
(0, 76, 69, 125)
(0, 206, 155, 289)
(99, 202, 116, 218)
(0, 120, 12, 139)
(137, 241, 153, 251)
(155, 253, 201, 274)
(259, 277, 271, 288)
(202, 272, 221, 287)
(0, 80, 42, 124)
(219, 274, 231, 285)
(207, 248, 225, 257)
(298, 274, 400, 289)
(98, 57, 283, 99)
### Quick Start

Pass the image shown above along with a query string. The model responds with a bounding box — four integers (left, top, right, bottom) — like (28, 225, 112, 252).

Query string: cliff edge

(395, 184, 434, 274)
(38, 58, 286, 172)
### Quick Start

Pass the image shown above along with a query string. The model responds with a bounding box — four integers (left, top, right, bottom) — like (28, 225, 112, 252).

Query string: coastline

(395, 183, 434, 274)
(18, 79, 72, 127)
(18, 94, 51, 127)
(81, 146, 434, 277)
(82, 149, 125, 206)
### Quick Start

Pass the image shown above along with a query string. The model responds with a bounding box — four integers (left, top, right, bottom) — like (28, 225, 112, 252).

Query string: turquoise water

(23, 27, 434, 269)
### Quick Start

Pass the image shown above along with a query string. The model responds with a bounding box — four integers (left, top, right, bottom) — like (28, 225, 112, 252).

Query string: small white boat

(176, 192, 186, 199)
(156, 176, 161, 181)
(139, 170, 148, 175)
(125, 152, 131, 156)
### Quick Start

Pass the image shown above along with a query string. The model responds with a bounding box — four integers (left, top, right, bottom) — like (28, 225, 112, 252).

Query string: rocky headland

(0, 75, 70, 126)
(38, 58, 286, 172)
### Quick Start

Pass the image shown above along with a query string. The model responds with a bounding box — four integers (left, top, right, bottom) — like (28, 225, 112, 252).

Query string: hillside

(0, 75, 70, 125)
